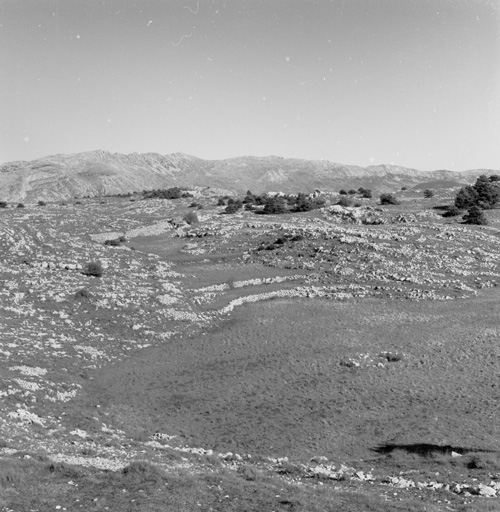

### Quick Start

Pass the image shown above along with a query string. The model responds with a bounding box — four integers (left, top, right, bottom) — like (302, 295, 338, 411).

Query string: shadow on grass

(373, 443, 494, 457)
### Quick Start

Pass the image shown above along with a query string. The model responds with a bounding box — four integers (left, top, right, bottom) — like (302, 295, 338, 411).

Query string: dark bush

(455, 185, 479, 210)
(463, 205, 487, 225)
(37, 200, 46, 206)
(0, 201, 7, 208)
(217, 198, 226, 206)
(16, 203, 25, 208)
(442, 206, 461, 217)
(118, 235, 127, 242)
(104, 239, 121, 246)
(143, 187, 183, 200)
(401, 186, 407, 191)
(361, 189, 372, 198)
(293, 193, 325, 212)
(348, 189, 357, 195)
(380, 193, 400, 205)
(224, 202, 242, 214)
(262, 199, 288, 214)
(82, 261, 103, 277)
(455, 175, 500, 210)
(337, 197, 353, 207)
(424, 189, 434, 198)
(339, 189, 347, 195)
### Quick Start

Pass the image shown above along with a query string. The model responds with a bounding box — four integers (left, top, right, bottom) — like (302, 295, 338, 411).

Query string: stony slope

(0, 150, 496, 201)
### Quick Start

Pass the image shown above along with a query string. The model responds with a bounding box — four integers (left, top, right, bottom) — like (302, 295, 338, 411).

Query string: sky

(1, 0, 499, 171)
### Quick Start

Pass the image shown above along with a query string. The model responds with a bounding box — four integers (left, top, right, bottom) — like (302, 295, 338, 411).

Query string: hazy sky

(1, 0, 499, 170)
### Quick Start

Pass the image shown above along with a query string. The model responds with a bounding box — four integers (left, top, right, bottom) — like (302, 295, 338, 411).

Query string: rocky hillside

(0, 150, 496, 201)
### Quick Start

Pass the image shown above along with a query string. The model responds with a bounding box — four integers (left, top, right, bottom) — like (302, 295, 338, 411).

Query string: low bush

(379, 193, 400, 205)
(82, 261, 103, 277)
(442, 206, 461, 217)
(17, 203, 25, 208)
(0, 201, 7, 208)
(463, 205, 487, 225)
(38, 200, 46, 206)
(337, 197, 353, 207)
(104, 239, 121, 246)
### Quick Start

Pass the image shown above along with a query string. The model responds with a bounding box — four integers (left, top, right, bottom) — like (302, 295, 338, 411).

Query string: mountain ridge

(0, 150, 497, 202)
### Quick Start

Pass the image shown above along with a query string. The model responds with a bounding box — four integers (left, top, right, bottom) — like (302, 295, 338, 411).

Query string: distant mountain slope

(0, 150, 497, 202)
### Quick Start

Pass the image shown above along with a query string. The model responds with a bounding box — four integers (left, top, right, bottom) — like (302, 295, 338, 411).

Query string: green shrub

(17, 203, 25, 208)
(224, 203, 241, 214)
(104, 239, 121, 246)
(262, 199, 288, 214)
(442, 205, 461, 217)
(463, 205, 487, 225)
(337, 197, 353, 207)
(379, 193, 400, 205)
(0, 201, 7, 208)
(424, 189, 434, 198)
(37, 200, 46, 206)
(339, 189, 347, 195)
(455, 175, 500, 210)
(82, 261, 103, 277)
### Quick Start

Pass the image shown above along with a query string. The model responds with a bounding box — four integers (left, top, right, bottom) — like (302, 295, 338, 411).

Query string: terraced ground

(2, 189, 500, 510)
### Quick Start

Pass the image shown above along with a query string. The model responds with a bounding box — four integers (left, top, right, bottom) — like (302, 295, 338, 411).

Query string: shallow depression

(80, 293, 500, 461)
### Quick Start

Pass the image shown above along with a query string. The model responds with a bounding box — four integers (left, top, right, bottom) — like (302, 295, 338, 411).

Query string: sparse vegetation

(0, 201, 7, 208)
(424, 189, 435, 198)
(2, 183, 500, 511)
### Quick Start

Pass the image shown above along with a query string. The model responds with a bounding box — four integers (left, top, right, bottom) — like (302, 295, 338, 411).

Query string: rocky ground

(1, 189, 500, 510)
